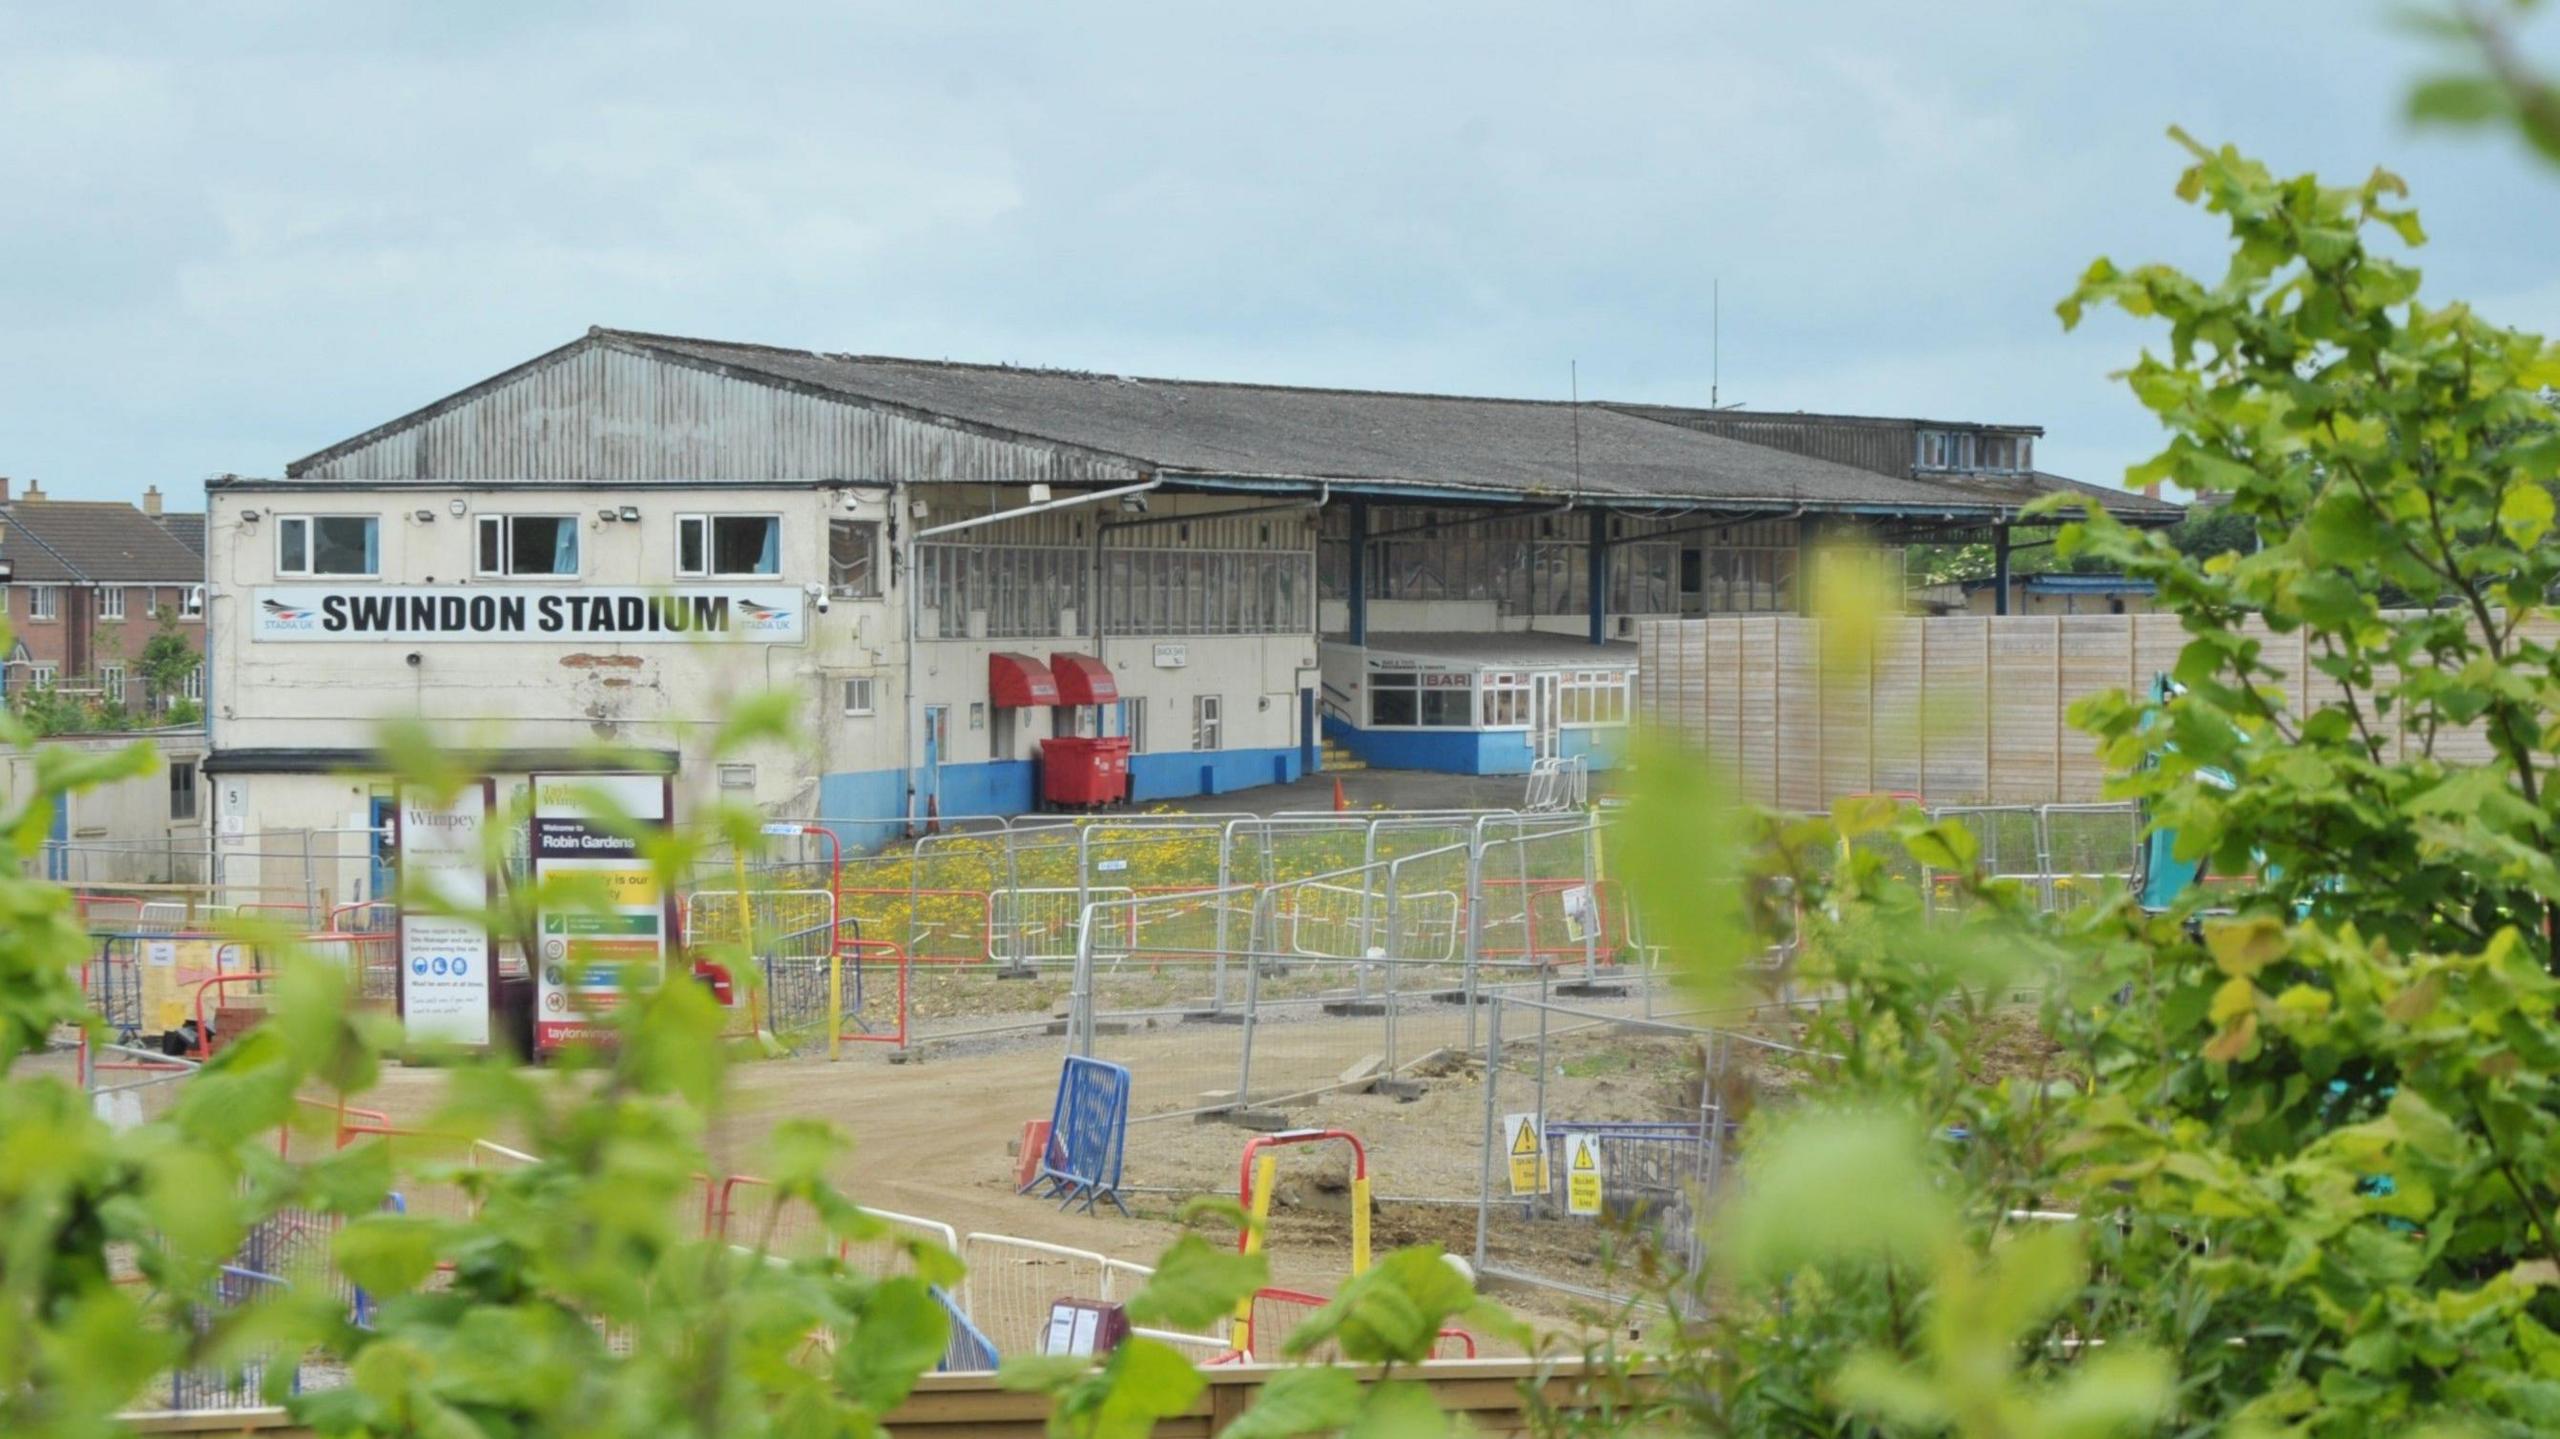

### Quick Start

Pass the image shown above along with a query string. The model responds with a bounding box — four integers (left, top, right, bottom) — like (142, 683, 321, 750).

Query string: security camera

(805, 582, 830, 616)
(405, 652, 422, 668)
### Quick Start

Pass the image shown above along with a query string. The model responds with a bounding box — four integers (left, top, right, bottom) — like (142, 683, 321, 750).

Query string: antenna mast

(1711, 278, 1721, 409)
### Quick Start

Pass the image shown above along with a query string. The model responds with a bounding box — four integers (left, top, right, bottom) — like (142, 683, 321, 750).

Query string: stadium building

(200, 327, 2177, 881)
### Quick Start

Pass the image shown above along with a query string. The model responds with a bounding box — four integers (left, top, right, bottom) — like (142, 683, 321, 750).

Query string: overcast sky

(8, 2, 2559, 504)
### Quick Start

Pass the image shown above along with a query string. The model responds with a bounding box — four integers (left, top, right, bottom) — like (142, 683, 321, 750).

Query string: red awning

(1049, 651, 1120, 706)
(988, 652, 1060, 707)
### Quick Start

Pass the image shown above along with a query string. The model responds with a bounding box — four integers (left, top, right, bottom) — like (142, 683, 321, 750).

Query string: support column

(1347, 498, 1370, 646)
(1795, 515, 1823, 617)
(1993, 523, 2013, 617)
(1587, 510, 1609, 645)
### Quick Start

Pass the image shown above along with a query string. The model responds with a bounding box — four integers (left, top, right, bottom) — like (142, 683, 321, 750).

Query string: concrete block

(1376, 1078, 1426, 1102)
(1337, 1054, 1384, 1092)
(1219, 1107, 1296, 1132)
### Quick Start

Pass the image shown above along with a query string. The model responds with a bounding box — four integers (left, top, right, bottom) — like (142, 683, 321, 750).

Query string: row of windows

(916, 544, 1314, 639)
(1917, 429, 2033, 474)
(2, 585, 203, 622)
(273, 512, 883, 593)
(1319, 530, 1683, 616)
(1366, 668, 1633, 730)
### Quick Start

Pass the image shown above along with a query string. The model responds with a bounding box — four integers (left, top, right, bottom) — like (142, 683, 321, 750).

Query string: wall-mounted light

(1028, 482, 1053, 504)
(619, 505, 640, 522)
(448, 498, 467, 516)
(239, 509, 262, 523)
(1120, 493, 1149, 513)
(597, 508, 618, 523)
(414, 509, 435, 523)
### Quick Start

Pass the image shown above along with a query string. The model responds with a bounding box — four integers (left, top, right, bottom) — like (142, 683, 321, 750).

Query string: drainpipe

(916, 477, 1162, 540)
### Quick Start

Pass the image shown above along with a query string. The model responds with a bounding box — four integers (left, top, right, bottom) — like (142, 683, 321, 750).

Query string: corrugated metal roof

(600, 329, 1996, 510)
(287, 329, 2167, 521)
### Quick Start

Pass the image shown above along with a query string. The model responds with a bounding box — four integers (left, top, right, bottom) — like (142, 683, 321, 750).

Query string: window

(1368, 670, 1473, 728)
(829, 519, 881, 596)
(99, 587, 126, 621)
(26, 586, 55, 621)
(278, 515, 379, 576)
(26, 663, 56, 691)
(1560, 670, 1631, 727)
(1482, 672, 1529, 727)
(717, 763, 756, 791)
(1192, 694, 1222, 751)
(168, 761, 198, 821)
(1122, 697, 1147, 753)
(1370, 673, 1418, 727)
(916, 544, 1088, 639)
(678, 514, 780, 577)
(970, 701, 988, 731)
(182, 665, 204, 702)
(475, 514, 580, 577)
(182, 585, 203, 619)
(99, 665, 124, 706)
(842, 676, 876, 716)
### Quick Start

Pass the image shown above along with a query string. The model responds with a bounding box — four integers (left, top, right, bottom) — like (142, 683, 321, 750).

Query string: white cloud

(5, 0, 2560, 498)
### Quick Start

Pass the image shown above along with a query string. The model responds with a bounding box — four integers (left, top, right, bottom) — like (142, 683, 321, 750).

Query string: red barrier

(1476, 877, 1623, 963)
(835, 938, 910, 1049)
(188, 971, 287, 1058)
(834, 887, 997, 965)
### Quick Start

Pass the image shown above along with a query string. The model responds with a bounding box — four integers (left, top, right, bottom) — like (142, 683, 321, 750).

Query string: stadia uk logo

(260, 596, 317, 630)
(736, 599, 794, 632)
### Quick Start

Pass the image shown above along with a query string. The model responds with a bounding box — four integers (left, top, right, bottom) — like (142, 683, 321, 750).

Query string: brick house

(0, 479, 208, 711)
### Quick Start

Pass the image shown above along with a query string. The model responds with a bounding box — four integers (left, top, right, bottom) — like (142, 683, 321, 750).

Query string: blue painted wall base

(813, 745, 1304, 848)
(1321, 717, 1625, 776)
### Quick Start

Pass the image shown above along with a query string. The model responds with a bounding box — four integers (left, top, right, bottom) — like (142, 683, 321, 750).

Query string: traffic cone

(1332, 777, 1348, 813)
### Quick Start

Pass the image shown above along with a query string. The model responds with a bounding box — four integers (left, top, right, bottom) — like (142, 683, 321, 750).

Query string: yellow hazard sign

(1566, 1133, 1603, 1217)
(1503, 1112, 1545, 1196)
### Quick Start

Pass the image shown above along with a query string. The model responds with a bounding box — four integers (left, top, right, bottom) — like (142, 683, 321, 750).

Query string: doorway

(920, 705, 950, 818)
(1529, 673, 1562, 761)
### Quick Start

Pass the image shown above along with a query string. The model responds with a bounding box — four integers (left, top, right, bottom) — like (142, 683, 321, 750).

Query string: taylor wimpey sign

(250, 586, 806, 643)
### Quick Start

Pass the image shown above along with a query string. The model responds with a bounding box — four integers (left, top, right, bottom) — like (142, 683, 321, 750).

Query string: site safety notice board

(394, 780, 496, 1049)
(531, 773, 674, 1055)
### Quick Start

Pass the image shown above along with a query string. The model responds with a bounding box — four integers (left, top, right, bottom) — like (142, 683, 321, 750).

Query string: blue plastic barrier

(936, 1285, 1002, 1371)
(168, 1266, 298, 1410)
(1028, 1056, 1132, 1217)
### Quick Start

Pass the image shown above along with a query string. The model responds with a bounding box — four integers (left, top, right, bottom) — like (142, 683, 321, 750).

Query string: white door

(1529, 673, 1561, 760)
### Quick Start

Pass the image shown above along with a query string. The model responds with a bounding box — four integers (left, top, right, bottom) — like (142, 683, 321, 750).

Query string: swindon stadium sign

(250, 586, 807, 643)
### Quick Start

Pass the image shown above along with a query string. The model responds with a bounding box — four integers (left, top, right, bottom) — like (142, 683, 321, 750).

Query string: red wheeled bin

(1039, 736, 1132, 809)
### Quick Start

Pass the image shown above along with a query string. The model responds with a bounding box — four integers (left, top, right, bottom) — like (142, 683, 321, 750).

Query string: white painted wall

(208, 484, 897, 819)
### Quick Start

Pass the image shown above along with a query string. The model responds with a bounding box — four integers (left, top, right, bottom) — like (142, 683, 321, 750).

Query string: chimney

(142, 485, 162, 518)
(2142, 480, 2161, 500)
(0, 477, 13, 502)
(23, 480, 45, 502)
